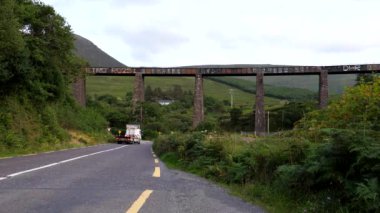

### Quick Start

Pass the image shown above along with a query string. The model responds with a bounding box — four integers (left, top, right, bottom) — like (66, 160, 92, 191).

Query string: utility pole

(229, 89, 234, 108)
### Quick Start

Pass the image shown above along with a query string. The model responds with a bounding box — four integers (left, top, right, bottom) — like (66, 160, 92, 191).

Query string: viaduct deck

(86, 64, 380, 76)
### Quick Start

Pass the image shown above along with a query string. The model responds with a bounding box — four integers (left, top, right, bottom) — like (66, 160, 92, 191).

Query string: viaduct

(72, 64, 380, 136)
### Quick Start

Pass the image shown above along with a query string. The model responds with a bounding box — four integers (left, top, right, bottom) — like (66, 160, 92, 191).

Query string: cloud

(110, 28, 189, 62)
(111, 0, 158, 6)
(41, 0, 380, 66)
(315, 43, 368, 53)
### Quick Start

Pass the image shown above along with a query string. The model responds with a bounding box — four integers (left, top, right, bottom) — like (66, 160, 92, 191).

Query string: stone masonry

(193, 73, 204, 128)
(72, 77, 86, 107)
(319, 70, 328, 108)
(255, 71, 266, 136)
(132, 71, 145, 110)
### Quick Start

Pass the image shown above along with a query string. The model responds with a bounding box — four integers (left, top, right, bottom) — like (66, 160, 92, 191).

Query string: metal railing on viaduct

(72, 64, 380, 136)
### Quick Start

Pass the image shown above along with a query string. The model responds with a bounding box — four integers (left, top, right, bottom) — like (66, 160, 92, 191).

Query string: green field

(234, 74, 358, 94)
(86, 76, 282, 109)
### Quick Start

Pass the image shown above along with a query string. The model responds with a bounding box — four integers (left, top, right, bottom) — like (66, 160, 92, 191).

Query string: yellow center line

(153, 166, 160, 177)
(126, 190, 153, 213)
(154, 159, 159, 164)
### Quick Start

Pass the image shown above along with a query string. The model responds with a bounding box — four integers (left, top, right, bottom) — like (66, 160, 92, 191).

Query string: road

(0, 142, 264, 213)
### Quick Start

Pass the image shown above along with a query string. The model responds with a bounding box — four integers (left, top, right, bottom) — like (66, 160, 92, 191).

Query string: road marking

(126, 190, 153, 213)
(7, 163, 59, 177)
(153, 167, 160, 178)
(1, 145, 128, 180)
(0, 144, 108, 160)
(23, 153, 37, 157)
(154, 159, 159, 164)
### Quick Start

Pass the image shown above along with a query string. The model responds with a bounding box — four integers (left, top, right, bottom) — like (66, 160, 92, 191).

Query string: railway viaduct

(72, 64, 380, 136)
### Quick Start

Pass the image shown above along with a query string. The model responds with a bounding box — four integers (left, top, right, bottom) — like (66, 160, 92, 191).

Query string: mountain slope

(74, 34, 126, 67)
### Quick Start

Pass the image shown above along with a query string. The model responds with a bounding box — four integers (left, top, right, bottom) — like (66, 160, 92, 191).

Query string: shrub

(276, 128, 380, 211)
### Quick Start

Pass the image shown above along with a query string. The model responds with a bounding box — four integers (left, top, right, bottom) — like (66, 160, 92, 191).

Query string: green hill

(86, 76, 282, 109)
(74, 34, 126, 67)
(207, 76, 317, 100)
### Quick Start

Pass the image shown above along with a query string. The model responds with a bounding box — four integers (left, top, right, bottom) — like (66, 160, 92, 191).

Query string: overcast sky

(42, 0, 380, 67)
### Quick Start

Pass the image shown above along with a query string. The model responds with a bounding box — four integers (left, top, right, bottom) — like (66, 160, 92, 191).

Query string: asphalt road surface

(0, 142, 265, 213)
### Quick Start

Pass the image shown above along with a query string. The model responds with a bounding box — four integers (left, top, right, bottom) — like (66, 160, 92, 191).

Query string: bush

(276, 128, 380, 211)
(154, 132, 310, 184)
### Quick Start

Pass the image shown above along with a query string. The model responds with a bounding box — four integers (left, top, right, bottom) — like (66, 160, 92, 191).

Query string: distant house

(158, 100, 174, 106)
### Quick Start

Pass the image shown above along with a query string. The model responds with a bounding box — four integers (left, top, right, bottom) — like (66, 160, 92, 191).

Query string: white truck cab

(125, 124, 141, 144)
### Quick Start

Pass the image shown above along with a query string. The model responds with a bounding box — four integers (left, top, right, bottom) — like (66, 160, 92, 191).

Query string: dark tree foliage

(0, 0, 28, 93)
(229, 107, 242, 126)
(145, 85, 188, 102)
(356, 73, 379, 85)
(0, 0, 83, 101)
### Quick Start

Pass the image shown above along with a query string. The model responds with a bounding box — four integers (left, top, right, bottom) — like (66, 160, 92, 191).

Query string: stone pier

(193, 73, 204, 128)
(255, 71, 266, 136)
(72, 76, 86, 107)
(319, 70, 328, 108)
(132, 71, 145, 109)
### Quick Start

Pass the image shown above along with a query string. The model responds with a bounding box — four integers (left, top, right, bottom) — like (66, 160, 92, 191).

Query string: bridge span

(73, 64, 380, 136)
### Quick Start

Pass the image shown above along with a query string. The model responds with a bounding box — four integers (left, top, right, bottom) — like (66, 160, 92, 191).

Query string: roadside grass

(226, 184, 298, 213)
(0, 130, 112, 159)
(159, 151, 297, 213)
(86, 76, 283, 109)
(154, 132, 337, 213)
(0, 95, 113, 159)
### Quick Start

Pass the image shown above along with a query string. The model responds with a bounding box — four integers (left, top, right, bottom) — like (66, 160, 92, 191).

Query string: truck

(115, 124, 141, 144)
(125, 124, 141, 144)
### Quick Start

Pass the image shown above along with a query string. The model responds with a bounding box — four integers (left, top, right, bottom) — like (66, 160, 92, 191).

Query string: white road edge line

(7, 163, 59, 177)
(2, 145, 128, 180)
(0, 144, 109, 160)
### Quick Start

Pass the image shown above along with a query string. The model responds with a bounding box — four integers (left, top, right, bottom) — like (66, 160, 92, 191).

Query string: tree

(171, 84, 184, 100)
(230, 107, 242, 126)
(145, 85, 154, 101)
(356, 73, 379, 85)
(2, 0, 84, 102)
(0, 0, 28, 94)
(153, 87, 163, 100)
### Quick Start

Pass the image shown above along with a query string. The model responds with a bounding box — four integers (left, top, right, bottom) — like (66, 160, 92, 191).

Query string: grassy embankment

(0, 95, 112, 158)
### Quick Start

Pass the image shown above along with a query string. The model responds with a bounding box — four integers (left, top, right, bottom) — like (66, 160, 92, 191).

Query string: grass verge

(0, 130, 112, 159)
(159, 151, 297, 213)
